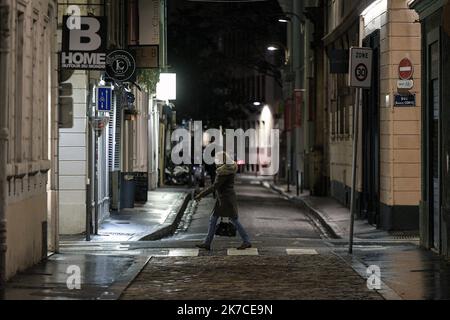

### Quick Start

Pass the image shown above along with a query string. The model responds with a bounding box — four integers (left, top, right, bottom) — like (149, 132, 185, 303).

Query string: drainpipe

(0, 0, 10, 298)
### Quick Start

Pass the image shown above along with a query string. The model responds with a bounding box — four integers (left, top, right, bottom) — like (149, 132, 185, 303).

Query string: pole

(86, 185, 91, 241)
(296, 170, 299, 196)
(349, 88, 361, 254)
(94, 130, 99, 235)
(86, 104, 92, 241)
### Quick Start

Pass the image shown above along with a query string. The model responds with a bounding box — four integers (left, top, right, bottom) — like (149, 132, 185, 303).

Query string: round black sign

(106, 50, 136, 82)
(355, 63, 368, 82)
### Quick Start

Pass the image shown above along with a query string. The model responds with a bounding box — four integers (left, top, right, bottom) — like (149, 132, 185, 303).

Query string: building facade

(57, 1, 120, 234)
(277, 0, 307, 189)
(410, 0, 450, 257)
(57, 0, 165, 235)
(322, 0, 422, 231)
(0, 0, 59, 281)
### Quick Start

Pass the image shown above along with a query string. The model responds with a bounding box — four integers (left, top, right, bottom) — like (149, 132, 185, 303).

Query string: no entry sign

(349, 47, 373, 88)
(398, 58, 414, 80)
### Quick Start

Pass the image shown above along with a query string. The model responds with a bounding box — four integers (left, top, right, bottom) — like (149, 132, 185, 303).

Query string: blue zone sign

(97, 87, 112, 111)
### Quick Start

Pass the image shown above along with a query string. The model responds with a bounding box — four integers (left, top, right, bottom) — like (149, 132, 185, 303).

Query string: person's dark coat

(196, 163, 238, 219)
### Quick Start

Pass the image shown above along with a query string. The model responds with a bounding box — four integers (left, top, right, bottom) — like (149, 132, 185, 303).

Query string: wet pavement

(341, 244, 450, 300)
(5, 180, 450, 300)
(121, 181, 450, 300)
(4, 251, 150, 300)
(266, 182, 420, 242)
(121, 254, 383, 300)
(120, 181, 382, 300)
(62, 188, 190, 242)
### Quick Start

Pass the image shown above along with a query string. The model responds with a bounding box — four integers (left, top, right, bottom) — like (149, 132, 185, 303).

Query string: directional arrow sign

(96, 86, 112, 112)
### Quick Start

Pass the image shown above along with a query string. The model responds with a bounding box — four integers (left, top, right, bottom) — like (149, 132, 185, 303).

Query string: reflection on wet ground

(347, 244, 450, 300)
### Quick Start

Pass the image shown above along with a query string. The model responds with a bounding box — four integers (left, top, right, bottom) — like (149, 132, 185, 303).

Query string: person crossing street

(194, 152, 252, 251)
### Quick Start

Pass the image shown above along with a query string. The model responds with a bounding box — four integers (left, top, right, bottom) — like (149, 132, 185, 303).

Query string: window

(345, 105, 351, 136)
(330, 74, 337, 139)
(14, 11, 25, 162)
(31, 18, 37, 162)
(331, 106, 336, 136)
(43, 23, 50, 161)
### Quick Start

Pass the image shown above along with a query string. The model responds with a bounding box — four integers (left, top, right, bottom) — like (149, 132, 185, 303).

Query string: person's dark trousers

(204, 215, 251, 246)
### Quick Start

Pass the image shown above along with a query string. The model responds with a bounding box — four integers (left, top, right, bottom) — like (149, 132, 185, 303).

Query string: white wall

(58, 71, 88, 235)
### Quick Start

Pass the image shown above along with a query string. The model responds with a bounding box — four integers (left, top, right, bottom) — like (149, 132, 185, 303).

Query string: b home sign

(61, 16, 107, 70)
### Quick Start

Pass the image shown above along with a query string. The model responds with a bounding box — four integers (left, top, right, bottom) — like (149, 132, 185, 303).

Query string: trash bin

(120, 172, 136, 209)
(134, 172, 148, 203)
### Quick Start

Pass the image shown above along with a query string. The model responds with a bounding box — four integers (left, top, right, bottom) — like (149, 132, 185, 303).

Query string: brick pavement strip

(120, 255, 383, 300)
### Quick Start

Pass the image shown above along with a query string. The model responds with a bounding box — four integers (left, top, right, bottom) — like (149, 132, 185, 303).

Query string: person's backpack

(215, 218, 236, 237)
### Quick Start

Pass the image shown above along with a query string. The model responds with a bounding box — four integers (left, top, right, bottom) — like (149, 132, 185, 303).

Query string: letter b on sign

(69, 17, 102, 51)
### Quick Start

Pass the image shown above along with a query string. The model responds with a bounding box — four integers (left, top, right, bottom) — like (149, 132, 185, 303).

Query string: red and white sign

(398, 58, 414, 80)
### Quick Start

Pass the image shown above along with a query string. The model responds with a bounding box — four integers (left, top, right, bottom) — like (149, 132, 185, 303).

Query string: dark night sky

(167, 0, 284, 127)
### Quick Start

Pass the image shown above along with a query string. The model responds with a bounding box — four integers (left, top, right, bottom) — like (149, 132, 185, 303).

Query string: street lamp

(277, 12, 305, 34)
(267, 43, 290, 65)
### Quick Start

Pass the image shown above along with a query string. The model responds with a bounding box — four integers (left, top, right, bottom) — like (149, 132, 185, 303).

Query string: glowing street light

(156, 73, 177, 102)
(267, 43, 290, 65)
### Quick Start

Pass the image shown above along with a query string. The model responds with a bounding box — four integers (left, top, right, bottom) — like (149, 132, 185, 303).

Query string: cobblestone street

(119, 184, 383, 300)
(121, 254, 382, 300)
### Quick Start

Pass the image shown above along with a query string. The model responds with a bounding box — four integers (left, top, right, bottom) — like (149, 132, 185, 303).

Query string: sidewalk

(4, 249, 151, 300)
(263, 181, 419, 242)
(263, 181, 450, 300)
(4, 187, 192, 300)
(61, 187, 192, 242)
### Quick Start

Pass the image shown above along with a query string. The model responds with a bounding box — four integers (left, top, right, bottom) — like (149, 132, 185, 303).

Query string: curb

(332, 251, 403, 300)
(262, 182, 341, 240)
(99, 255, 153, 300)
(138, 192, 192, 241)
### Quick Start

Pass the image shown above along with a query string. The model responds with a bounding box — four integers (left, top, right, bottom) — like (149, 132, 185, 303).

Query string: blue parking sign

(97, 86, 112, 111)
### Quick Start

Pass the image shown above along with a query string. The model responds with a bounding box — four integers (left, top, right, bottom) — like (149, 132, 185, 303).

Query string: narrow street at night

(2, 0, 450, 315)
